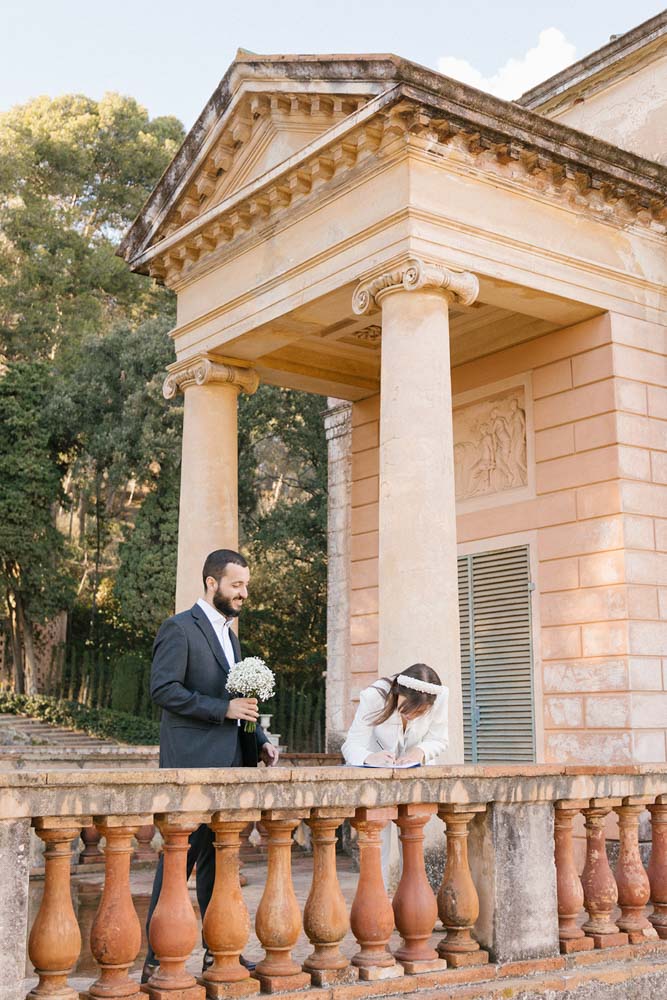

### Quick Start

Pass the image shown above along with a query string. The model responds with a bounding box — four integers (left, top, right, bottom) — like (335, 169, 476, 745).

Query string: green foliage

(238, 386, 328, 677)
(113, 463, 180, 639)
(0, 93, 183, 360)
(110, 652, 151, 715)
(0, 690, 159, 744)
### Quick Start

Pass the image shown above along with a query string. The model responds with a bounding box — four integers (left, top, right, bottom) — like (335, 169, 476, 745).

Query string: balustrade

(7, 765, 667, 1000)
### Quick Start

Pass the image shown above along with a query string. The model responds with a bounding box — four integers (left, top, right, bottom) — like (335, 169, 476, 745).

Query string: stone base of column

(397, 957, 447, 974)
(438, 948, 489, 968)
(81, 992, 143, 1000)
(586, 931, 629, 949)
(251, 971, 310, 993)
(626, 926, 659, 944)
(560, 936, 595, 954)
(196, 977, 260, 998)
(140, 985, 205, 1000)
(356, 962, 404, 981)
(307, 967, 359, 986)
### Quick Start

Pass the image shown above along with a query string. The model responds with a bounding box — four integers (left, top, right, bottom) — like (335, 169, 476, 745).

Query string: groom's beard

(213, 589, 242, 618)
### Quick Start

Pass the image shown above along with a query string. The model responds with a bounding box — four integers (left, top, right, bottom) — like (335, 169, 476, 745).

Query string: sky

(3, 0, 665, 129)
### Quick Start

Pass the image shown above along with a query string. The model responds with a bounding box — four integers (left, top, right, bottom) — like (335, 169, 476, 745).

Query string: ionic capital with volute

(163, 354, 260, 400)
(352, 257, 479, 315)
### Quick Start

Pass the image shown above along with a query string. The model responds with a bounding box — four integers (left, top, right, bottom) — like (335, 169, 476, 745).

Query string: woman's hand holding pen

(364, 738, 395, 766)
(364, 750, 396, 765)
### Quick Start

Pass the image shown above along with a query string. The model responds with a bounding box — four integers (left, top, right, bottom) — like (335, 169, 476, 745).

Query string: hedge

(0, 691, 159, 745)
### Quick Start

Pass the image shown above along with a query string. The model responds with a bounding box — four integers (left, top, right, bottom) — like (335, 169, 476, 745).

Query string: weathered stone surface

(2, 765, 667, 822)
(470, 802, 560, 963)
(0, 817, 30, 1000)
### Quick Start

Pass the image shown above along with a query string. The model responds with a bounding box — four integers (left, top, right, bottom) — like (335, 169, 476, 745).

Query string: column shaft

(176, 383, 239, 611)
(378, 288, 462, 760)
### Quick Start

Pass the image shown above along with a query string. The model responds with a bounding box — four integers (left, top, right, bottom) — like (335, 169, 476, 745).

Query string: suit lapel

(190, 604, 231, 675)
(230, 629, 241, 664)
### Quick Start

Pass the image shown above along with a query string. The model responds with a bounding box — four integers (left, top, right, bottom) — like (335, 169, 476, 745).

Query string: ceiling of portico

(208, 275, 601, 400)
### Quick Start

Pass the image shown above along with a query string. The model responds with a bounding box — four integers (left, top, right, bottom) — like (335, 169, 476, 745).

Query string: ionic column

(648, 797, 667, 939)
(554, 801, 593, 953)
(615, 799, 656, 942)
(253, 811, 310, 992)
(353, 258, 479, 761)
(392, 803, 444, 972)
(28, 815, 91, 1000)
(436, 804, 488, 968)
(303, 808, 357, 986)
(349, 807, 403, 981)
(163, 355, 259, 612)
(581, 800, 628, 948)
(144, 813, 208, 1000)
(198, 811, 261, 998)
(83, 815, 150, 1000)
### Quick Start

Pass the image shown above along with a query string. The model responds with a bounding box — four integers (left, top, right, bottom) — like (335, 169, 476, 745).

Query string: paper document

(363, 760, 421, 769)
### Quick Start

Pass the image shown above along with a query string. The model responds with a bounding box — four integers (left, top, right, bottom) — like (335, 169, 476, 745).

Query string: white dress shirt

(341, 678, 449, 766)
(196, 597, 236, 668)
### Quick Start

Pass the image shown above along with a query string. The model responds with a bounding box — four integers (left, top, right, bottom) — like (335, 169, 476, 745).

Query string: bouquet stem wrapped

(226, 657, 276, 733)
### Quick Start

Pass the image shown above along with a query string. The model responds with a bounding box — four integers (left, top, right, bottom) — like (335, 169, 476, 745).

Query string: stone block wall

(343, 312, 667, 764)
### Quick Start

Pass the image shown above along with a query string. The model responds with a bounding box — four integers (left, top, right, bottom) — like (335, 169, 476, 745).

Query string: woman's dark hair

(368, 663, 442, 726)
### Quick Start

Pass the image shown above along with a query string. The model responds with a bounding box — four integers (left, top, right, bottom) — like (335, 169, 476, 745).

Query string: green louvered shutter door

(458, 545, 535, 763)
(458, 556, 474, 763)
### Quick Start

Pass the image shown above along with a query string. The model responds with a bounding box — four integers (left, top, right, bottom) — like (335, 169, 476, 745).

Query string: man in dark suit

(142, 548, 279, 982)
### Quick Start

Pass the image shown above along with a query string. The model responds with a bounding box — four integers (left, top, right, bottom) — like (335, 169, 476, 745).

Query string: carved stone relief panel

(454, 386, 527, 501)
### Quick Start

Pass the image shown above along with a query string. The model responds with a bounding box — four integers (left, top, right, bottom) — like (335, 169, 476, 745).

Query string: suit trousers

(144, 822, 215, 966)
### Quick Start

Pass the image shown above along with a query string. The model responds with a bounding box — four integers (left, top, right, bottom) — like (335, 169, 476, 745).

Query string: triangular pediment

(155, 85, 379, 243)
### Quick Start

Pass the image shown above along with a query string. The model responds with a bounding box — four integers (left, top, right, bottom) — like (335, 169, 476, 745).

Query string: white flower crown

(396, 673, 443, 695)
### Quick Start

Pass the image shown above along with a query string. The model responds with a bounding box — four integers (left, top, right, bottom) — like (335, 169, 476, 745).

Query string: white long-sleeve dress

(341, 679, 449, 766)
(341, 679, 449, 886)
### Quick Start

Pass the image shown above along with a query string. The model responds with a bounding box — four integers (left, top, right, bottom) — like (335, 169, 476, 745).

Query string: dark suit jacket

(150, 602, 268, 769)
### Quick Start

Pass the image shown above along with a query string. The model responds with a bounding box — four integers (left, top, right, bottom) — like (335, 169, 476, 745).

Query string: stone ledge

(2, 765, 667, 821)
(27, 944, 667, 1000)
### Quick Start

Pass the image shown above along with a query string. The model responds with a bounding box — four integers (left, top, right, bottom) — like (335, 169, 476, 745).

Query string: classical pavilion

(120, 13, 667, 768)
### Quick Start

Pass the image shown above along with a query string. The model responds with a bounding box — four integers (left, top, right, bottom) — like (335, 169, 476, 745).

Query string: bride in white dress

(341, 663, 449, 883)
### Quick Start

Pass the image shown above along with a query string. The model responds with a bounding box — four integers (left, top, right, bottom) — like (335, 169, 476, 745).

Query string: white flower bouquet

(226, 656, 276, 732)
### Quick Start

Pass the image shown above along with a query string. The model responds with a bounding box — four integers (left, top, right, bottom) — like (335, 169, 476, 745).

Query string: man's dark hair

(202, 549, 248, 588)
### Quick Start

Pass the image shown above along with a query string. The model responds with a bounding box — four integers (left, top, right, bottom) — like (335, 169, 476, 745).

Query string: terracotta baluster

(197, 810, 261, 998)
(80, 824, 103, 864)
(143, 813, 208, 1000)
(83, 815, 150, 1000)
(349, 807, 403, 981)
(581, 800, 628, 948)
(303, 808, 357, 986)
(615, 799, 657, 942)
(436, 804, 489, 968)
(134, 823, 158, 863)
(554, 801, 593, 953)
(392, 803, 445, 972)
(648, 798, 667, 939)
(253, 810, 310, 992)
(28, 815, 91, 1000)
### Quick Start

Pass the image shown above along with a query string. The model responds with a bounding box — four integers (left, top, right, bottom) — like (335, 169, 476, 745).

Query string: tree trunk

(6, 591, 25, 694)
(15, 595, 38, 695)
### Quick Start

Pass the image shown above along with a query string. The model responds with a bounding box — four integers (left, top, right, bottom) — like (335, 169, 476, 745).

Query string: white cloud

(438, 28, 577, 100)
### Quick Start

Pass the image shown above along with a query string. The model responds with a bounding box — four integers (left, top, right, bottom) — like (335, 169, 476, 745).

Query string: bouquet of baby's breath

(226, 657, 276, 732)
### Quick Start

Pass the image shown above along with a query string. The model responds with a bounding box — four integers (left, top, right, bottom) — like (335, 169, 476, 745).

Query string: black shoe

(202, 949, 256, 974)
(141, 961, 159, 984)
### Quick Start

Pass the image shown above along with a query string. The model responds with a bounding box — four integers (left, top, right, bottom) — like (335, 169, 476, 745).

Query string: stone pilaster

(324, 400, 352, 752)
(164, 354, 259, 612)
(0, 818, 30, 1000)
(353, 257, 479, 763)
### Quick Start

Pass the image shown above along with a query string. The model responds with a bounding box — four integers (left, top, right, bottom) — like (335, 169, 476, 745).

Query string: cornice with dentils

(118, 54, 667, 281)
